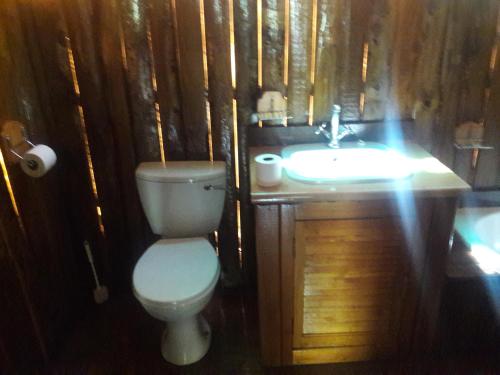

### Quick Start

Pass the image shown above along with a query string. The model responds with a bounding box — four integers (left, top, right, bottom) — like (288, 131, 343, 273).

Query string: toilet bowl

(133, 160, 226, 365)
(133, 238, 220, 365)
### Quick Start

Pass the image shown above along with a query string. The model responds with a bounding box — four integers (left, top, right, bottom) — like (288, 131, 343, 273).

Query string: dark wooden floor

(38, 284, 500, 375)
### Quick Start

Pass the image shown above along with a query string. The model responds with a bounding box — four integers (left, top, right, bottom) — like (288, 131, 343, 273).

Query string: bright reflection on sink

(281, 142, 412, 183)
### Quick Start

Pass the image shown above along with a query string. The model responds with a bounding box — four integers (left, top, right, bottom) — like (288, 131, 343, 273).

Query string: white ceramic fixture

(475, 212, 500, 252)
(133, 161, 225, 365)
(281, 142, 412, 183)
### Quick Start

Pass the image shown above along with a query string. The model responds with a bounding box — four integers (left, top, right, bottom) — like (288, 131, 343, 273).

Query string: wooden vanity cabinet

(255, 198, 457, 366)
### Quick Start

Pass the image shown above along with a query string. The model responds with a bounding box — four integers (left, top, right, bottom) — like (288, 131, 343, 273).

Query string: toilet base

(161, 314, 211, 365)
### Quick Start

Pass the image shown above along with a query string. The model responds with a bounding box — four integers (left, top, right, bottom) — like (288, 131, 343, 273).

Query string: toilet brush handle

(84, 241, 101, 287)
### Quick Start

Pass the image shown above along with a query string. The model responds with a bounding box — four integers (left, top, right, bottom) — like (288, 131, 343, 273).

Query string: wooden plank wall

(1, 0, 500, 303)
(0, 0, 99, 365)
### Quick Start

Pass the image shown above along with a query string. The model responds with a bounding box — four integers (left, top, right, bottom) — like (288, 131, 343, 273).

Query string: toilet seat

(133, 238, 219, 306)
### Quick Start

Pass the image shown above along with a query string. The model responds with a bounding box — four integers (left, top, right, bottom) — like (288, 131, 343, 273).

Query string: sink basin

(475, 212, 500, 252)
(281, 142, 412, 183)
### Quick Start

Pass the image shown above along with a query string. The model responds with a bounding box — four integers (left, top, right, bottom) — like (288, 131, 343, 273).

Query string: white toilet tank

(136, 161, 226, 238)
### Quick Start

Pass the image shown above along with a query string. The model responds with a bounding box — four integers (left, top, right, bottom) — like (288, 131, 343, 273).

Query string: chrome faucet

(315, 104, 352, 148)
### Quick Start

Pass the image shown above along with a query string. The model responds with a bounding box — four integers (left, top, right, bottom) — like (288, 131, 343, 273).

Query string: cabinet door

(292, 215, 419, 364)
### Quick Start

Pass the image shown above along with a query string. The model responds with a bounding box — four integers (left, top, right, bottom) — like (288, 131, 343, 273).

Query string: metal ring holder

(0, 121, 37, 167)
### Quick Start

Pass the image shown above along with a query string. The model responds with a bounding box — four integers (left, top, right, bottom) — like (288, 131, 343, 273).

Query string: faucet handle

(314, 122, 328, 135)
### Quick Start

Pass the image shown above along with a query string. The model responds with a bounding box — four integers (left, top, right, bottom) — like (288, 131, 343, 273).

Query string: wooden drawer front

(293, 217, 411, 360)
(295, 200, 398, 221)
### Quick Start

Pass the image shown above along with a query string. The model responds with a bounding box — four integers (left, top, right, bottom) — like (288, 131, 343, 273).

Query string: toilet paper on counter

(255, 153, 282, 187)
(20, 144, 57, 178)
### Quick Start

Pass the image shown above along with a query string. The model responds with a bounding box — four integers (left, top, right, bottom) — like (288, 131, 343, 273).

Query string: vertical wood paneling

(97, 0, 150, 262)
(389, 0, 424, 120)
(287, 0, 312, 124)
(1, 0, 90, 355)
(0, 7, 47, 367)
(120, 0, 160, 162)
(3, 1, 500, 329)
(0, 5, 18, 119)
(475, 23, 500, 188)
(175, 0, 209, 159)
(432, 0, 469, 167)
(205, 0, 241, 285)
(453, 0, 498, 184)
(149, 0, 186, 160)
(234, 0, 258, 284)
(2, 0, 66, 339)
(312, 0, 346, 122)
(262, 0, 285, 93)
(0, 183, 46, 368)
(339, 1, 373, 121)
(20, 0, 106, 295)
(362, 0, 392, 120)
(61, 0, 131, 289)
(413, 0, 450, 151)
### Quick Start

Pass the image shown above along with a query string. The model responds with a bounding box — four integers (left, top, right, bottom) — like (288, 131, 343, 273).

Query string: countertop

(250, 143, 471, 204)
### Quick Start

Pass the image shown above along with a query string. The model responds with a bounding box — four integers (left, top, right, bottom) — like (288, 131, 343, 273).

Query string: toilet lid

(133, 238, 219, 303)
(136, 161, 225, 183)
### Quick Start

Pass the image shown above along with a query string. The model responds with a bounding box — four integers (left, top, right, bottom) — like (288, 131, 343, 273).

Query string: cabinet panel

(293, 215, 414, 362)
(295, 200, 397, 220)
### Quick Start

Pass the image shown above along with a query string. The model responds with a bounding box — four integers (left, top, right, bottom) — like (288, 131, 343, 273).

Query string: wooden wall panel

(412, 0, 449, 151)
(120, 0, 161, 162)
(149, 0, 186, 160)
(62, 0, 131, 289)
(475, 27, 500, 188)
(97, 0, 150, 263)
(0, 185, 47, 369)
(205, 0, 241, 285)
(175, 0, 209, 160)
(2, 9, 500, 365)
(287, 0, 312, 124)
(20, 0, 106, 296)
(0, 25, 48, 362)
(453, 0, 498, 184)
(262, 0, 285, 93)
(432, 0, 471, 167)
(362, 0, 391, 121)
(312, 0, 346, 123)
(388, 0, 424, 120)
(0, 0, 93, 360)
(339, 1, 373, 121)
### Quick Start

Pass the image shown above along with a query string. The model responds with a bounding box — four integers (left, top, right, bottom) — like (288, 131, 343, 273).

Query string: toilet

(133, 161, 226, 365)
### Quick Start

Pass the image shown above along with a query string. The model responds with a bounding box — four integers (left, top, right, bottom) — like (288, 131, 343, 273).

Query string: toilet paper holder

(1, 120, 37, 167)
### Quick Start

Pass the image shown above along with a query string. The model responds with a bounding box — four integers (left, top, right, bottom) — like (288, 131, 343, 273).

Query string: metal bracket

(203, 184, 225, 191)
(454, 142, 494, 150)
(0, 121, 36, 165)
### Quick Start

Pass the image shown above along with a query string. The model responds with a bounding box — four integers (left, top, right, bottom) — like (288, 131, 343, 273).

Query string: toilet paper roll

(20, 145, 57, 178)
(255, 153, 282, 187)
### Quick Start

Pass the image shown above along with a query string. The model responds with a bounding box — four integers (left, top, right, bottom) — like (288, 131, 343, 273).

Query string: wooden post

(234, 0, 258, 285)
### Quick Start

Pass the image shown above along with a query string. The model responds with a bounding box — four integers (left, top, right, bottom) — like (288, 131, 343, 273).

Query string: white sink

(281, 142, 412, 183)
(475, 212, 500, 252)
